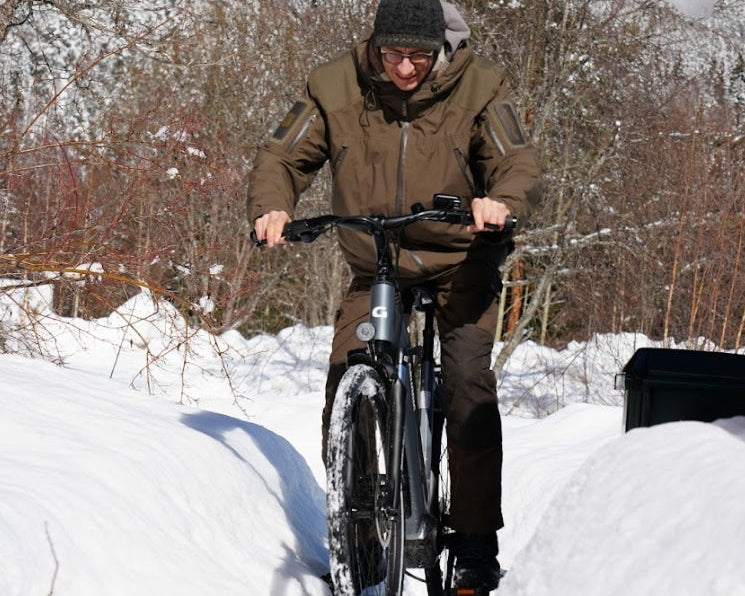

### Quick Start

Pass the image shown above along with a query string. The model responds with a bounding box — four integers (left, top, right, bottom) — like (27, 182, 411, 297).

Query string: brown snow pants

(322, 240, 508, 533)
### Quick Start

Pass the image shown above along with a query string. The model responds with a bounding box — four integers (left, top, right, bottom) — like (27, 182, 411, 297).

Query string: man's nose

(397, 58, 416, 75)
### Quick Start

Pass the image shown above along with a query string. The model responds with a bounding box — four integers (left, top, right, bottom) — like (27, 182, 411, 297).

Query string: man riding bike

(247, 0, 542, 591)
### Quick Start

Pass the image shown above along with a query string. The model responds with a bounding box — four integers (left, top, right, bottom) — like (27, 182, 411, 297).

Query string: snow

(669, 0, 716, 17)
(502, 418, 745, 596)
(2, 290, 745, 595)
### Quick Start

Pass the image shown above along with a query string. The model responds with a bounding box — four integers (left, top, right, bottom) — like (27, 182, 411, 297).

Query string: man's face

(379, 47, 435, 91)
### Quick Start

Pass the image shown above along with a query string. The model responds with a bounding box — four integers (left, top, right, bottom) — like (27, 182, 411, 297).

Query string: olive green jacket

(247, 35, 542, 279)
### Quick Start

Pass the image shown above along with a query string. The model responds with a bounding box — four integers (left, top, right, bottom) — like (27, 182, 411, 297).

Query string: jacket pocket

(330, 145, 348, 214)
(332, 145, 349, 173)
(453, 146, 477, 198)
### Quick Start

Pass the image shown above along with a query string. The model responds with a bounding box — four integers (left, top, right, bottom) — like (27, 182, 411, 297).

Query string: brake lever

(283, 219, 327, 243)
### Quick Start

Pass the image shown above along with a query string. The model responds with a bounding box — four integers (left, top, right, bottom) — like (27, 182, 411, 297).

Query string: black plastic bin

(619, 347, 745, 431)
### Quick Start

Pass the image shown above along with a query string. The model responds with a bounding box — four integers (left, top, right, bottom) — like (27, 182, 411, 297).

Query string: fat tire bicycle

(253, 194, 515, 596)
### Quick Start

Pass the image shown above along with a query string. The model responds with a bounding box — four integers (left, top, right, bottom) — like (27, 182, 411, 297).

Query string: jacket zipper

(287, 113, 317, 154)
(485, 118, 506, 157)
(486, 120, 507, 156)
(396, 121, 409, 215)
(396, 117, 428, 274)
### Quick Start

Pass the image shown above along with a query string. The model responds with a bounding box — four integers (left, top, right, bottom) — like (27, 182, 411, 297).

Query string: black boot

(452, 532, 501, 593)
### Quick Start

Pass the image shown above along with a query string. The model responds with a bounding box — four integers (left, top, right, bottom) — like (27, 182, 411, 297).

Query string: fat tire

(327, 364, 405, 595)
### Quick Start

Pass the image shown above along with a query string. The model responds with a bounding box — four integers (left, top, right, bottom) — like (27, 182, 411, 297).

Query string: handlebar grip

(483, 215, 517, 233)
(251, 218, 327, 247)
(505, 215, 518, 231)
(250, 230, 265, 247)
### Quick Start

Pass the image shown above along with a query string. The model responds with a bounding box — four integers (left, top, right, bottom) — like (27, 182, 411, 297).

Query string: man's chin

(394, 79, 419, 91)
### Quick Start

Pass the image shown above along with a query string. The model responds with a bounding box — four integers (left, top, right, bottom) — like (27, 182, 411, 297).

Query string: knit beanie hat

(373, 0, 445, 52)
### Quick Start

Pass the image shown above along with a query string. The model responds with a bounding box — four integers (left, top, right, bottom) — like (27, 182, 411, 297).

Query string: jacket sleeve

(471, 73, 543, 223)
(246, 92, 329, 223)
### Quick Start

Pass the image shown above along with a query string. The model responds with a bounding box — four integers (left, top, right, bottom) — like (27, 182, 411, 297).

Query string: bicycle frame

(252, 195, 516, 592)
(357, 225, 441, 554)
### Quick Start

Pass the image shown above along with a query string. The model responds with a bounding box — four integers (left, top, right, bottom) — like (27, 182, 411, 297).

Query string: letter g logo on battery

(372, 306, 388, 318)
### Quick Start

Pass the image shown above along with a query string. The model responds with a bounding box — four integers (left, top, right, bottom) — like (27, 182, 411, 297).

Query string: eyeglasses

(380, 49, 434, 67)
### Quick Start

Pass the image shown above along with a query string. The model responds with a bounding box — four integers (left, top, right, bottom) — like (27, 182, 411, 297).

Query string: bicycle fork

(364, 279, 439, 560)
(388, 329, 436, 558)
(401, 299, 440, 550)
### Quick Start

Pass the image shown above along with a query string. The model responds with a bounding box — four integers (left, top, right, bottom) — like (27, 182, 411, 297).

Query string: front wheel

(424, 383, 453, 596)
(326, 364, 405, 596)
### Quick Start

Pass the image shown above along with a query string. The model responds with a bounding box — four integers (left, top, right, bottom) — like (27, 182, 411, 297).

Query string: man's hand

(468, 197, 511, 233)
(253, 210, 291, 247)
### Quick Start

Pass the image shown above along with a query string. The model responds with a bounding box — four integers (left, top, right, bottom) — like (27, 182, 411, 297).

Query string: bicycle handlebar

(250, 205, 517, 247)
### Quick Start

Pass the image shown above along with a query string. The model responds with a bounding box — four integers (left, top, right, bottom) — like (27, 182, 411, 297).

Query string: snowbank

(2, 295, 745, 595)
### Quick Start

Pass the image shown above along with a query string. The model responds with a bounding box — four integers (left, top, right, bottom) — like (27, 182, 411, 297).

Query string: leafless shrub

(0, 0, 743, 369)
